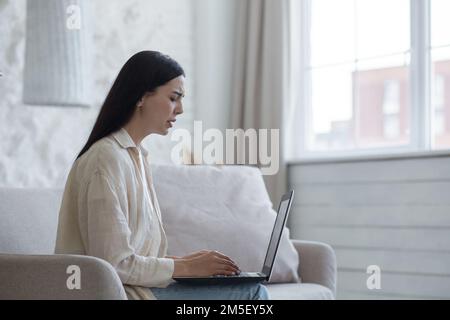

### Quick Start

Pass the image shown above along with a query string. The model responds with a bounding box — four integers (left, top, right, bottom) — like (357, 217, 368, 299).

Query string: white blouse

(55, 128, 175, 300)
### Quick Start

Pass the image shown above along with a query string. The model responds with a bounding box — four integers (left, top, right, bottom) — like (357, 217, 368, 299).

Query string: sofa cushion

(0, 188, 62, 254)
(266, 283, 334, 300)
(152, 164, 300, 283)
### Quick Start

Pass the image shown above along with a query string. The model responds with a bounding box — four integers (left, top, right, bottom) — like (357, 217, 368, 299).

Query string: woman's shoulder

(75, 135, 132, 180)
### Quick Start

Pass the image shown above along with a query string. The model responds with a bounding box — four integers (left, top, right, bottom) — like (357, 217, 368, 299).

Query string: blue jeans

(150, 282, 270, 300)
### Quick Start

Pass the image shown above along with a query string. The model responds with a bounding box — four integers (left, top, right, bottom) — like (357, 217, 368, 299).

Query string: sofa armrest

(0, 254, 127, 300)
(291, 240, 337, 297)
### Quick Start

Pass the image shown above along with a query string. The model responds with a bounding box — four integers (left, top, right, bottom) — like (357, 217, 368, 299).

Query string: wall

(0, 0, 195, 188)
(288, 155, 450, 299)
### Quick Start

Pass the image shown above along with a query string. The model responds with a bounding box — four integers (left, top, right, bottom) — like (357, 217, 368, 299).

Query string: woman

(55, 51, 270, 300)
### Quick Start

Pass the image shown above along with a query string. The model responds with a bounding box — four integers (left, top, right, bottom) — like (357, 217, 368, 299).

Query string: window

(431, 0, 450, 149)
(292, 0, 450, 159)
(433, 75, 445, 136)
(383, 80, 401, 140)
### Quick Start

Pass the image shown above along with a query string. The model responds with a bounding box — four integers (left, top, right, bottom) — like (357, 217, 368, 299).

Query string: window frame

(290, 0, 442, 161)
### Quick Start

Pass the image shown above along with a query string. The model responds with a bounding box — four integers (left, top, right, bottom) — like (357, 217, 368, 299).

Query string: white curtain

(229, 0, 294, 205)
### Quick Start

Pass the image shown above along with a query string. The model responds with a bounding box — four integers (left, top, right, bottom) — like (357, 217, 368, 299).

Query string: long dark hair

(77, 51, 185, 159)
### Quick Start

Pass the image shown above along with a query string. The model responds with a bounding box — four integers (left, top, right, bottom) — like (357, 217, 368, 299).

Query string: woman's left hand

(166, 249, 214, 260)
(180, 249, 211, 260)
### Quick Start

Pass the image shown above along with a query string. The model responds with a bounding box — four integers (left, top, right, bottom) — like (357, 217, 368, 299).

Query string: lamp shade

(23, 0, 93, 107)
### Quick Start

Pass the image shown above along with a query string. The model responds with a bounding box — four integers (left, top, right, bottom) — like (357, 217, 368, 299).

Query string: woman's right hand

(173, 250, 241, 277)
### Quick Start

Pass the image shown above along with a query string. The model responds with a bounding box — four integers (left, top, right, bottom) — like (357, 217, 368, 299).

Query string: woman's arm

(83, 172, 175, 287)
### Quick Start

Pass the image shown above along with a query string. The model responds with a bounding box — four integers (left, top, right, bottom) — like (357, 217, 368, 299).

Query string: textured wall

(0, 0, 195, 188)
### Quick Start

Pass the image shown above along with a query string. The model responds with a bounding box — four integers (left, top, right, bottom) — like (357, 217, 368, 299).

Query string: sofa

(0, 165, 336, 300)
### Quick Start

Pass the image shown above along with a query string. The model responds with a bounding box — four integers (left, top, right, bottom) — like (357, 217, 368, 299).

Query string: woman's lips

(167, 119, 176, 128)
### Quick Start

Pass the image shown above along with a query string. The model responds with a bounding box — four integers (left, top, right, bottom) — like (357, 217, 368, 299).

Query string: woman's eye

(170, 97, 177, 102)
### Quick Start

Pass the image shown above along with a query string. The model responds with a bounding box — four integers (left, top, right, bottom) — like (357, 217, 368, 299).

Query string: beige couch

(0, 168, 336, 300)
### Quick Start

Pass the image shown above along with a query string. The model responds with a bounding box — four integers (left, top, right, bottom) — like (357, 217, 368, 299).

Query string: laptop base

(173, 273, 267, 285)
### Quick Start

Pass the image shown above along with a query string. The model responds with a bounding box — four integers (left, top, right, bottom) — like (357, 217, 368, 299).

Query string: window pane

(309, 64, 354, 151)
(431, 0, 450, 48)
(310, 0, 355, 66)
(431, 0, 450, 150)
(431, 47, 450, 149)
(310, 0, 410, 65)
(354, 57, 410, 148)
(307, 1, 411, 153)
(356, 0, 410, 59)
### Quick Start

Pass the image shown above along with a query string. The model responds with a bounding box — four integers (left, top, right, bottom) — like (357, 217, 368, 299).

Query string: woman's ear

(137, 91, 151, 108)
(137, 96, 144, 108)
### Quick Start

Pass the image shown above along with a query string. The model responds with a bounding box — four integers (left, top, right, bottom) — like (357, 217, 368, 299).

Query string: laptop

(172, 190, 295, 285)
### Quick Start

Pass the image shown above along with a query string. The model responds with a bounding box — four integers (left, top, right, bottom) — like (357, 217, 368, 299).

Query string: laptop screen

(261, 191, 293, 279)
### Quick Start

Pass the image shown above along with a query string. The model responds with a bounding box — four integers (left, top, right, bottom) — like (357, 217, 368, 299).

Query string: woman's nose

(176, 102, 183, 115)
